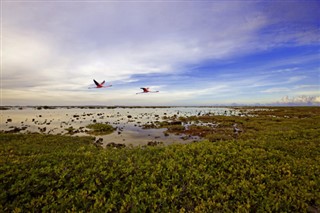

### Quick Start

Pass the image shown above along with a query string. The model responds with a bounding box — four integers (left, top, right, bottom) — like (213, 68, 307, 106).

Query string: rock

(169, 121, 182, 125)
(106, 142, 126, 149)
(5, 127, 22, 133)
(39, 127, 46, 133)
(94, 138, 103, 145)
(147, 141, 162, 146)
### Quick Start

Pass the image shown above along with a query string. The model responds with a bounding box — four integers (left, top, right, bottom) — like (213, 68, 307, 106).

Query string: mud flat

(0, 106, 240, 146)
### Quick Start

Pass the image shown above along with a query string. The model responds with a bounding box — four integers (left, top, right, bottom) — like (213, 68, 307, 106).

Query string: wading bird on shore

(136, 87, 159, 94)
(88, 79, 112, 89)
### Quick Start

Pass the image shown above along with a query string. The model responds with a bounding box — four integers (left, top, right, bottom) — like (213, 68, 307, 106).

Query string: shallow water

(1, 107, 239, 146)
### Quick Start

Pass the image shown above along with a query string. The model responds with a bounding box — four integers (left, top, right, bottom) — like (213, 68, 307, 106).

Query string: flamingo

(136, 87, 159, 94)
(88, 79, 112, 89)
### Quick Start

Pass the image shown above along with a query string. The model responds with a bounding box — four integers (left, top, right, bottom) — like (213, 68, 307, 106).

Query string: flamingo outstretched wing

(136, 87, 159, 94)
(90, 79, 112, 89)
(93, 79, 100, 87)
(141, 87, 149, 92)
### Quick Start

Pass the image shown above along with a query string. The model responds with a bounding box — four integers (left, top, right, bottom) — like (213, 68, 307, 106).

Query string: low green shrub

(0, 107, 319, 212)
(1, 132, 319, 212)
(86, 123, 115, 135)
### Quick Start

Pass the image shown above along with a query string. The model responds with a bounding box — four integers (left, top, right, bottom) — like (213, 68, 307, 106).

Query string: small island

(86, 123, 115, 135)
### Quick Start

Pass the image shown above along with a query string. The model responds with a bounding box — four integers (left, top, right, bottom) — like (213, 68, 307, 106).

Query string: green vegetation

(65, 126, 77, 134)
(150, 107, 320, 143)
(1, 107, 319, 212)
(86, 123, 115, 135)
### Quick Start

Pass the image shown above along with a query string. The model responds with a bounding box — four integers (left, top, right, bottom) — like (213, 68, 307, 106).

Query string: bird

(88, 79, 112, 89)
(136, 87, 159, 94)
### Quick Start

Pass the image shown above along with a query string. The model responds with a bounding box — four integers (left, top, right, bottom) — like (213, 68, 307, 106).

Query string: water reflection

(1, 107, 239, 146)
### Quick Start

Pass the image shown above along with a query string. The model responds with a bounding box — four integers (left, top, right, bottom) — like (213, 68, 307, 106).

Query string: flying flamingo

(88, 79, 112, 89)
(136, 87, 159, 94)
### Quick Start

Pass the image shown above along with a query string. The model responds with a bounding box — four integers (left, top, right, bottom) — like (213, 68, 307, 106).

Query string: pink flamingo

(88, 79, 112, 89)
(136, 87, 159, 94)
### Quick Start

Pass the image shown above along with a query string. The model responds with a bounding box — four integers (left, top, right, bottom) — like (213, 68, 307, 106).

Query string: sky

(1, 0, 320, 106)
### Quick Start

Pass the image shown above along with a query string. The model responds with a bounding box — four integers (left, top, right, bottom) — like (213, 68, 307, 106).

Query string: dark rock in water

(21, 126, 28, 130)
(127, 115, 132, 118)
(147, 141, 163, 146)
(106, 142, 126, 149)
(0, 107, 10, 110)
(93, 119, 97, 123)
(39, 127, 46, 133)
(94, 138, 103, 145)
(169, 121, 182, 125)
(5, 127, 23, 133)
(7, 118, 12, 122)
(180, 135, 190, 140)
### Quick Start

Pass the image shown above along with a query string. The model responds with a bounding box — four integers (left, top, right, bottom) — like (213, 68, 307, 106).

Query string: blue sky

(1, 1, 319, 106)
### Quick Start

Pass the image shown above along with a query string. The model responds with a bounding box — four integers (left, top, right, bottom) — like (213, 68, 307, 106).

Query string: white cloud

(2, 1, 319, 105)
(287, 76, 306, 83)
(261, 87, 290, 93)
(254, 1, 320, 48)
(2, 2, 266, 88)
(267, 67, 299, 74)
(295, 85, 319, 89)
(279, 95, 320, 105)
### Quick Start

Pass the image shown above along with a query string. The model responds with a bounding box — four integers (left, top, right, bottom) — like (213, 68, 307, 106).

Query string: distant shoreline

(1, 105, 319, 111)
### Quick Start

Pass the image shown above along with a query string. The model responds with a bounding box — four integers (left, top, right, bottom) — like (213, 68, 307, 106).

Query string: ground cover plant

(86, 123, 115, 135)
(0, 107, 319, 212)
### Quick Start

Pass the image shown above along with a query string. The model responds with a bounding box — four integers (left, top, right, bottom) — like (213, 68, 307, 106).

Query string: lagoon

(1, 106, 240, 146)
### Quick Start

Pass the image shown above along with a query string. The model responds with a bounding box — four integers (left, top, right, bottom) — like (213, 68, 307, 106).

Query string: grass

(0, 107, 319, 212)
(153, 107, 320, 143)
(86, 123, 115, 135)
